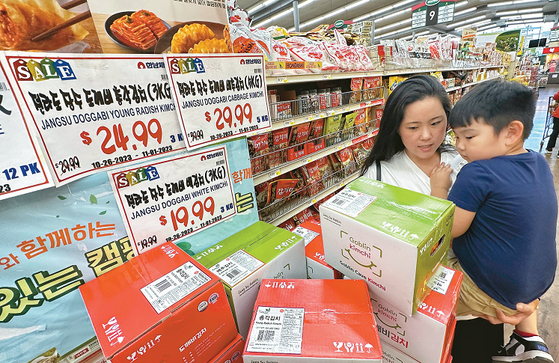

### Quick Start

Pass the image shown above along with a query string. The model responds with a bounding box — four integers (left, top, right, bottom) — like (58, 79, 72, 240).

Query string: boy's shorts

(446, 257, 518, 318)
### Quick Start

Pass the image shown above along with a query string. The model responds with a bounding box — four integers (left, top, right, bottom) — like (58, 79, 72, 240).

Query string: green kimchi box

(194, 221, 306, 338)
(320, 177, 454, 316)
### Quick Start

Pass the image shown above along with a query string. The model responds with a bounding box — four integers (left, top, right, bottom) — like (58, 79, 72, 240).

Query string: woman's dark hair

(361, 74, 453, 176)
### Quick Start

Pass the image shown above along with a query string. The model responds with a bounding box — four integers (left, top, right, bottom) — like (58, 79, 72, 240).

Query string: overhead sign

(412, 0, 456, 29)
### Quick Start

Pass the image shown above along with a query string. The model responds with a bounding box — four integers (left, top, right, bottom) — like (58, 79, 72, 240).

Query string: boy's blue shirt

(448, 150, 557, 309)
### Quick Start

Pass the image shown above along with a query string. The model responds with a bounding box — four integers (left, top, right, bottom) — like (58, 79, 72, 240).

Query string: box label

(292, 226, 320, 246)
(427, 265, 455, 295)
(246, 307, 304, 354)
(140, 261, 212, 313)
(323, 189, 377, 218)
(209, 250, 264, 286)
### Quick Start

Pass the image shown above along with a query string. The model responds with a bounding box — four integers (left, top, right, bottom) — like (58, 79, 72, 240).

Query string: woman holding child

(361, 75, 547, 363)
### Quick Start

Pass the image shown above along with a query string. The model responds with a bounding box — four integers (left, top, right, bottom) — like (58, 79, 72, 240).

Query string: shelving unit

(257, 64, 508, 226)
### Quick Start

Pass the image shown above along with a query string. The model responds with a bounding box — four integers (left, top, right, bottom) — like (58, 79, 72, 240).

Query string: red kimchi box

(243, 279, 382, 363)
(210, 334, 245, 363)
(370, 266, 462, 363)
(292, 221, 344, 279)
(80, 242, 238, 363)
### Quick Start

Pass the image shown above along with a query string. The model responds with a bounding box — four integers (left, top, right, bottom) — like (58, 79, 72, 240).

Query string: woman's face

(398, 96, 448, 162)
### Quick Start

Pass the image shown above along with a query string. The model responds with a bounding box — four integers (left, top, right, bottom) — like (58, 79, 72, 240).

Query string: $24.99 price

(80, 119, 163, 155)
(159, 196, 216, 231)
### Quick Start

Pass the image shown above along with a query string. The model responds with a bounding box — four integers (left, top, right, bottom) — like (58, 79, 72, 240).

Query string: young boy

(431, 80, 557, 363)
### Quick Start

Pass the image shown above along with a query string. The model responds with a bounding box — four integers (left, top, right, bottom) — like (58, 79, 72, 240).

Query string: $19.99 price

(80, 119, 163, 155)
(159, 196, 217, 231)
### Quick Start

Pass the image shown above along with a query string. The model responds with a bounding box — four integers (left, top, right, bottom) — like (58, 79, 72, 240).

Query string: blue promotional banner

(0, 173, 129, 363)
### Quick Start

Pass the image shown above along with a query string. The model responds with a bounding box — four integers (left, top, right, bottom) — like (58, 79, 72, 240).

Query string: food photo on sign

(85, 0, 231, 54)
(0, 0, 102, 53)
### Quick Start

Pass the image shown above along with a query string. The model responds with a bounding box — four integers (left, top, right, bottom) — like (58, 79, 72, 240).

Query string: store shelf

(266, 65, 506, 85)
(271, 98, 384, 130)
(253, 128, 378, 185)
(445, 76, 503, 92)
(266, 171, 361, 226)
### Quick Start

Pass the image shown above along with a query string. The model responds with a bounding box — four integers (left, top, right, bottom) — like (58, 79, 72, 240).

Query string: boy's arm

(451, 206, 476, 238)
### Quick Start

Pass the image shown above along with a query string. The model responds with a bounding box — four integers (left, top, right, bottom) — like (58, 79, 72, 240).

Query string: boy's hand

(477, 300, 539, 325)
(430, 163, 452, 199)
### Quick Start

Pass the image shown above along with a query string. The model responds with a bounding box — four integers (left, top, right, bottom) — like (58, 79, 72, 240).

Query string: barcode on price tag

(323, 189, 377, 218)
(140, 262, 212, 313)
(246, 306, 304, 354)
(209, 250, 264, 286)
(427, 265, 455, 295)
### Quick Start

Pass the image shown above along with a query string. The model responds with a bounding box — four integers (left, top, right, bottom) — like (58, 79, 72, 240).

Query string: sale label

(166, 54, 271, 150)
(0, 62, 52, 200)
(1, 53, 186, 186)
(109, 146, 236, 255)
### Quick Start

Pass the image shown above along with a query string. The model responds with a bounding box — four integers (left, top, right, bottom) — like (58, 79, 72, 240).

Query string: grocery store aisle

(533, 84, 559, 361)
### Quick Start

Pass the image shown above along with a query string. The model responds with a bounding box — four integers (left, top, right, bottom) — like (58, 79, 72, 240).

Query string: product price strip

(1, 53, 185, 186)
(166, 54, 271, 150)
(0, 63, 52, 200)
(109, 146, 236, 255)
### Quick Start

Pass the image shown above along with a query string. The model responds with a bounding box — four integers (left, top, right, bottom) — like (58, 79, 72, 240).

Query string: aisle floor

(524, 84, 558, 361)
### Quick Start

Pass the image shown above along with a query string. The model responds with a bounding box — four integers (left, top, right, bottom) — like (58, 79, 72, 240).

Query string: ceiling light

(512, 0, 541, 3)
(495, 8, 542, 16)
(501, 13, 543, 20)
(455, 19, 491, 31)
(505, 18, 544, 25)
(377, 26, 412, 39)
(488, 1, 513, 7)
(248, 0, 278, 14)
(352, 0, 420, 22)
(455, 7, 476, 16)
(376, 18, 412, 33)
(447, 15, 486, 28)
(455, 1, 469, 8)
(375, 9, 409, 22)
(299, 0, 316, 8)
(346, 0, 370, 11)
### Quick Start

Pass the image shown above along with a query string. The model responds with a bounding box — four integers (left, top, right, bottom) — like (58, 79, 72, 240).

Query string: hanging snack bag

(306, 118, 326, 154)
(341, 111, 357, 142)
(363, 76, 382, 100)
(255, 180, 271, 209)
(337, 147, 356, 176)
(268, 179, 300, 205)
(248, 133, 270, 174)
(287, 122, 311, 161)
(355, 108, 368, 134)
(350, 77, 363, 103)
(269, 127, 290, 168)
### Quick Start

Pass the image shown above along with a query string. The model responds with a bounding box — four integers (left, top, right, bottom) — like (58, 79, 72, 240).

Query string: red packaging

(269, 128, 290, 168)
(80, 243, 238, 363)
(278, 217, 297, 231)
(249, 133, 270, 174)
(209, 334, 245, 363)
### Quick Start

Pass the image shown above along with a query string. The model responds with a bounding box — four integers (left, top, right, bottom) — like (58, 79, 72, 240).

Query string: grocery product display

(1, 0, 539, 362)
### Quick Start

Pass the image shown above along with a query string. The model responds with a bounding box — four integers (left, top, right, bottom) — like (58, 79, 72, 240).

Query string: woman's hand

(477, 300, 539, 325)
(430, 163, 452, 199)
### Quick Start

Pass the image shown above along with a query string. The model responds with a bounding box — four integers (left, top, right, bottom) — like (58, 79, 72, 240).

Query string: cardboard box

(80, 242, 238, 363)
(243, 279, 383, 363)
(292, 221, 344, 279)
(210, 334, 245, 363)
(194, 221, 306, 338)
(382, 343, 419, 363)
(372, 266, 462, 363)
(320, 177, 454, 316)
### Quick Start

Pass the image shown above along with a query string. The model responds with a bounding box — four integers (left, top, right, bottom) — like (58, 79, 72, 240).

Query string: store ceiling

(237, 0, 558, 41)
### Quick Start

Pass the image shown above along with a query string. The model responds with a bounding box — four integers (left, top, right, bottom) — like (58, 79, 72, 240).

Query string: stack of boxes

(80, 178, 463, 363)
(320, 177, 463, 362)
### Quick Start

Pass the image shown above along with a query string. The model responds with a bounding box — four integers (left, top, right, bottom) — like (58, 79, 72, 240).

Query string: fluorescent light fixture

(455, 19, 491, 31)
(376, 18, 412, 33)
(352, 0, 417, 22)
(512, 0, 541, 3)
(248, 0, 278, 14)
(488, 1, 512, 6)
(447, 15, 486, 28)
(495, 8, 542, 16)
(455, 1, 469, 8)
(253, 8, 293, 28)
(455, 7, 476, 16)
(299, 0, 316, 8)
(501, 13, 543, 20)
(375, 9, 409, 23)
(346, 0, 370, 11)
(505, 18, 544, 25)
(377, 26, 412, 39)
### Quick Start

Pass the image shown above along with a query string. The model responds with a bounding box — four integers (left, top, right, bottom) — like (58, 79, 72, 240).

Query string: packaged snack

(336, 147, 356, 175)
(302, 159, 324, 195)
(355, 108, 368, 134)
(269, 127, 290, 168)
(248, 133, 269, 174)
(268, 179, 300, 205)
(388, 75, 406, 94)
(295, 208, 315, 225)
(287, 122, 310, 161)
(255, 180, 270, 209)
(278, 217, 297, 231)
(324, 114, 343, 147)
(363, 76, 382, 100)
(308, 118, 324, 139)
(341, 111, 357, 141)
(350, 77, 363, 103)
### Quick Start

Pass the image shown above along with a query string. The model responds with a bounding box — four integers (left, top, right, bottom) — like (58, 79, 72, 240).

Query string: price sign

(166, 54, 271, 150)
(1, 53, 185, 186)
(412, 0, 456, 29)
(0, 62, 52, 200)
(109, 146, 236, 255)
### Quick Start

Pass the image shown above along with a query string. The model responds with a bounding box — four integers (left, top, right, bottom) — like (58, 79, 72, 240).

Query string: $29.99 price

(159, 196, 216, 231)
(205, 103, 253, 131)
(80, 119, 163, 155)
